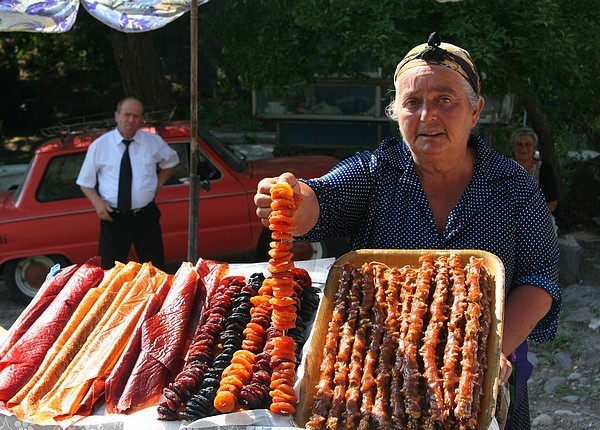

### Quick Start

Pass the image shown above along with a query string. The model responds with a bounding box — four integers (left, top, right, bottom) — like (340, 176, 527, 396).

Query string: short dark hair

(116, 97, 145, 114)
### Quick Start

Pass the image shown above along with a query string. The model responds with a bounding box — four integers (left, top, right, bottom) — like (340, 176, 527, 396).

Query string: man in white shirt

(76, 97, 180, 270)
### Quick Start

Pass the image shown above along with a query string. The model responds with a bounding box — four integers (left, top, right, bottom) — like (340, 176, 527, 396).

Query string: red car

(0, 121, 343, 302)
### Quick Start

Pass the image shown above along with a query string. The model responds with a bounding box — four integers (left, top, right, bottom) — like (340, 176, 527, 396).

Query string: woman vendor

(254, 33, 561, 430)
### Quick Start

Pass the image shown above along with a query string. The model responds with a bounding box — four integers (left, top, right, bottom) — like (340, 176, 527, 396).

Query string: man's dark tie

(118, 139, 133, 213)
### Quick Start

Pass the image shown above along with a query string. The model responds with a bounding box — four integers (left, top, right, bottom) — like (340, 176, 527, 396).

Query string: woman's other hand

(498, 352, 513, 386)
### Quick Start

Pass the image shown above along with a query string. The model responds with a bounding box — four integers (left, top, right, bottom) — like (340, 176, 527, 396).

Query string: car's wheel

(4, 255, 70, 303)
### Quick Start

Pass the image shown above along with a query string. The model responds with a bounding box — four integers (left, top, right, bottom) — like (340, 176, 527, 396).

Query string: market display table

(1, 254, 503, 430)
(0, 259, 335, 430)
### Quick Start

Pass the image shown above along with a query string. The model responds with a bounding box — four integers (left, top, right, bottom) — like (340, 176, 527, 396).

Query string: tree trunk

(110, 30, 173, 113)
(520, 93, 563, 199)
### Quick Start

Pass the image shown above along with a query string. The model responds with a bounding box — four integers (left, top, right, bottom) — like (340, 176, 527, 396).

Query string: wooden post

(188, 0, 199, 263)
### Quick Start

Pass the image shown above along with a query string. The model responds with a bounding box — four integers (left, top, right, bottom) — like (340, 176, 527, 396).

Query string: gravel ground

(528, 228, 600, 429)
(1, 228, 599, 428)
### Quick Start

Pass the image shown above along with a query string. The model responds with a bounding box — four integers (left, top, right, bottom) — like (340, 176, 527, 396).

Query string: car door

(157, 141, 253, 263)
(13, 150, 101, 264)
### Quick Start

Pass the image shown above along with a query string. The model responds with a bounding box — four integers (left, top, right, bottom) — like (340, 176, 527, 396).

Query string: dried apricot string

(213, 350, 256, 413)
(269, 334, 297, 415)
(268, 182, 300, 332)
(265, 182, 301, 415)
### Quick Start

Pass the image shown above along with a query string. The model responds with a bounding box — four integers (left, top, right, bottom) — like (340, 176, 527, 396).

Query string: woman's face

(395, 65, 483, 163)
(513, 135, 536, 163)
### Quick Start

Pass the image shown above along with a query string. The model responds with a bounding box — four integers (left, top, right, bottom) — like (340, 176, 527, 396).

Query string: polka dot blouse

(300, 135, 561, 343)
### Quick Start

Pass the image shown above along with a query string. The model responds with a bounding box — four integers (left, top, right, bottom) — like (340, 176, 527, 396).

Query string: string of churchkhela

(392, 264, 418, 429)
(305, 263, 352, 429)
(403, 254, 435, 427)
(420, 255, 451, 423)
(372, 263, 397, 428)
(442, 254, 468, 417)
(343, 266, 369, 429)
(357, 262, 383, 430)
(325, 262, 363, 429)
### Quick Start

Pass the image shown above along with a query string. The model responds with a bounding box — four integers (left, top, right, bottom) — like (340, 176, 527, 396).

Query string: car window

(36, 153, 86, 202)
(13, 161, 34, 202)
(197, 128, 246, 172)
(166, 142, 223, 185)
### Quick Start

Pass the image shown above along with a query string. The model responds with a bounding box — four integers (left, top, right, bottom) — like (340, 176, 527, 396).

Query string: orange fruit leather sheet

(7, 261, 140, 421)
(21, 262, 168, 424)
(0, 259, 105, 403)
(106, 261, 201, 414)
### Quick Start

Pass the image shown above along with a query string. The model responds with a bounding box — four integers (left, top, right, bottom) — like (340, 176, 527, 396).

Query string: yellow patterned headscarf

(394, 32, 481, 95)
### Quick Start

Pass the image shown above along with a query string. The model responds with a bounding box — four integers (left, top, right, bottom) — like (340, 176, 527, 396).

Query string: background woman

(511, 127, 559, 234)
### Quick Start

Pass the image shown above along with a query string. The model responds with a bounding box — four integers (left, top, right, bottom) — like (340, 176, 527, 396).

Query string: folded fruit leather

(103, 277, 172, 414)
(197, 259, 231, 327)
(0, 258, 104, 402)
(189, 258, 228, 337)
(38, 263, 168, 426)
(7, 261, 140, 421)
(106, 261, 201, 414)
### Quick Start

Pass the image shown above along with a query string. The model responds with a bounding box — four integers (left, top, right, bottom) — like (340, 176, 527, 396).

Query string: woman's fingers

(277, 173, 299, 192)
(255, 174, 300, 226)
(498, 353, 513, 386)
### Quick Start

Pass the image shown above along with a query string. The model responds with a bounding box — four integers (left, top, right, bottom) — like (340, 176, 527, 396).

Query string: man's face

(115, 99, 143, 139)
(395, 65, 483, 162)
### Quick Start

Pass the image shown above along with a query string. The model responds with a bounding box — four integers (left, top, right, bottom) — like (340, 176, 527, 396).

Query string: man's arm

(156, 166, 177, 193)
(81, 186, 113, 221)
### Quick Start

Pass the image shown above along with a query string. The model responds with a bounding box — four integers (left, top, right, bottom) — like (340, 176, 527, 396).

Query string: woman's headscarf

(394, 32, 481, 95)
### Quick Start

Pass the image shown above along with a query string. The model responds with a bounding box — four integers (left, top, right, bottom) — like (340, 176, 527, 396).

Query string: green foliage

(554, 122, 596, 192)
(203, 0, 599, 151)
(2, 0, 599, 176)
(3, 13, 113, 81)
(197, 97, 263, 131)
(0, 12, 120, 127)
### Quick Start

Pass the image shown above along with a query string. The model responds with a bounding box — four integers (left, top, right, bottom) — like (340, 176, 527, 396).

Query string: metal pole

(188, 0, 199, 262)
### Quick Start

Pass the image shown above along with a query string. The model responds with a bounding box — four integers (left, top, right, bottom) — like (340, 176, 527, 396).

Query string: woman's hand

(254, 173, 301, 228)
(498, 352, 513, 386)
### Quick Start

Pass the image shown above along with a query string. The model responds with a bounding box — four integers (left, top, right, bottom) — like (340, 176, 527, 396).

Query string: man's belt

(111, 201, 154, 216)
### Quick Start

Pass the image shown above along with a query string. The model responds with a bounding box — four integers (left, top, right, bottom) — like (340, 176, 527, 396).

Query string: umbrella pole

(187, 0, 199, 263)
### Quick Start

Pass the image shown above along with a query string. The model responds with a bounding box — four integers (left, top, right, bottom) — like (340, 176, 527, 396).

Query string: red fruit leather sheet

(107, 262, 201, 414)
(0, 259, 104, 401)
(196, 259, 230, 327)
(0, 264, 78, 358)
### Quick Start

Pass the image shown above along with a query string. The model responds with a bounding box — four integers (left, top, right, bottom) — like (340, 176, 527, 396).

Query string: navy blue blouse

(300, 135, 561, 343)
